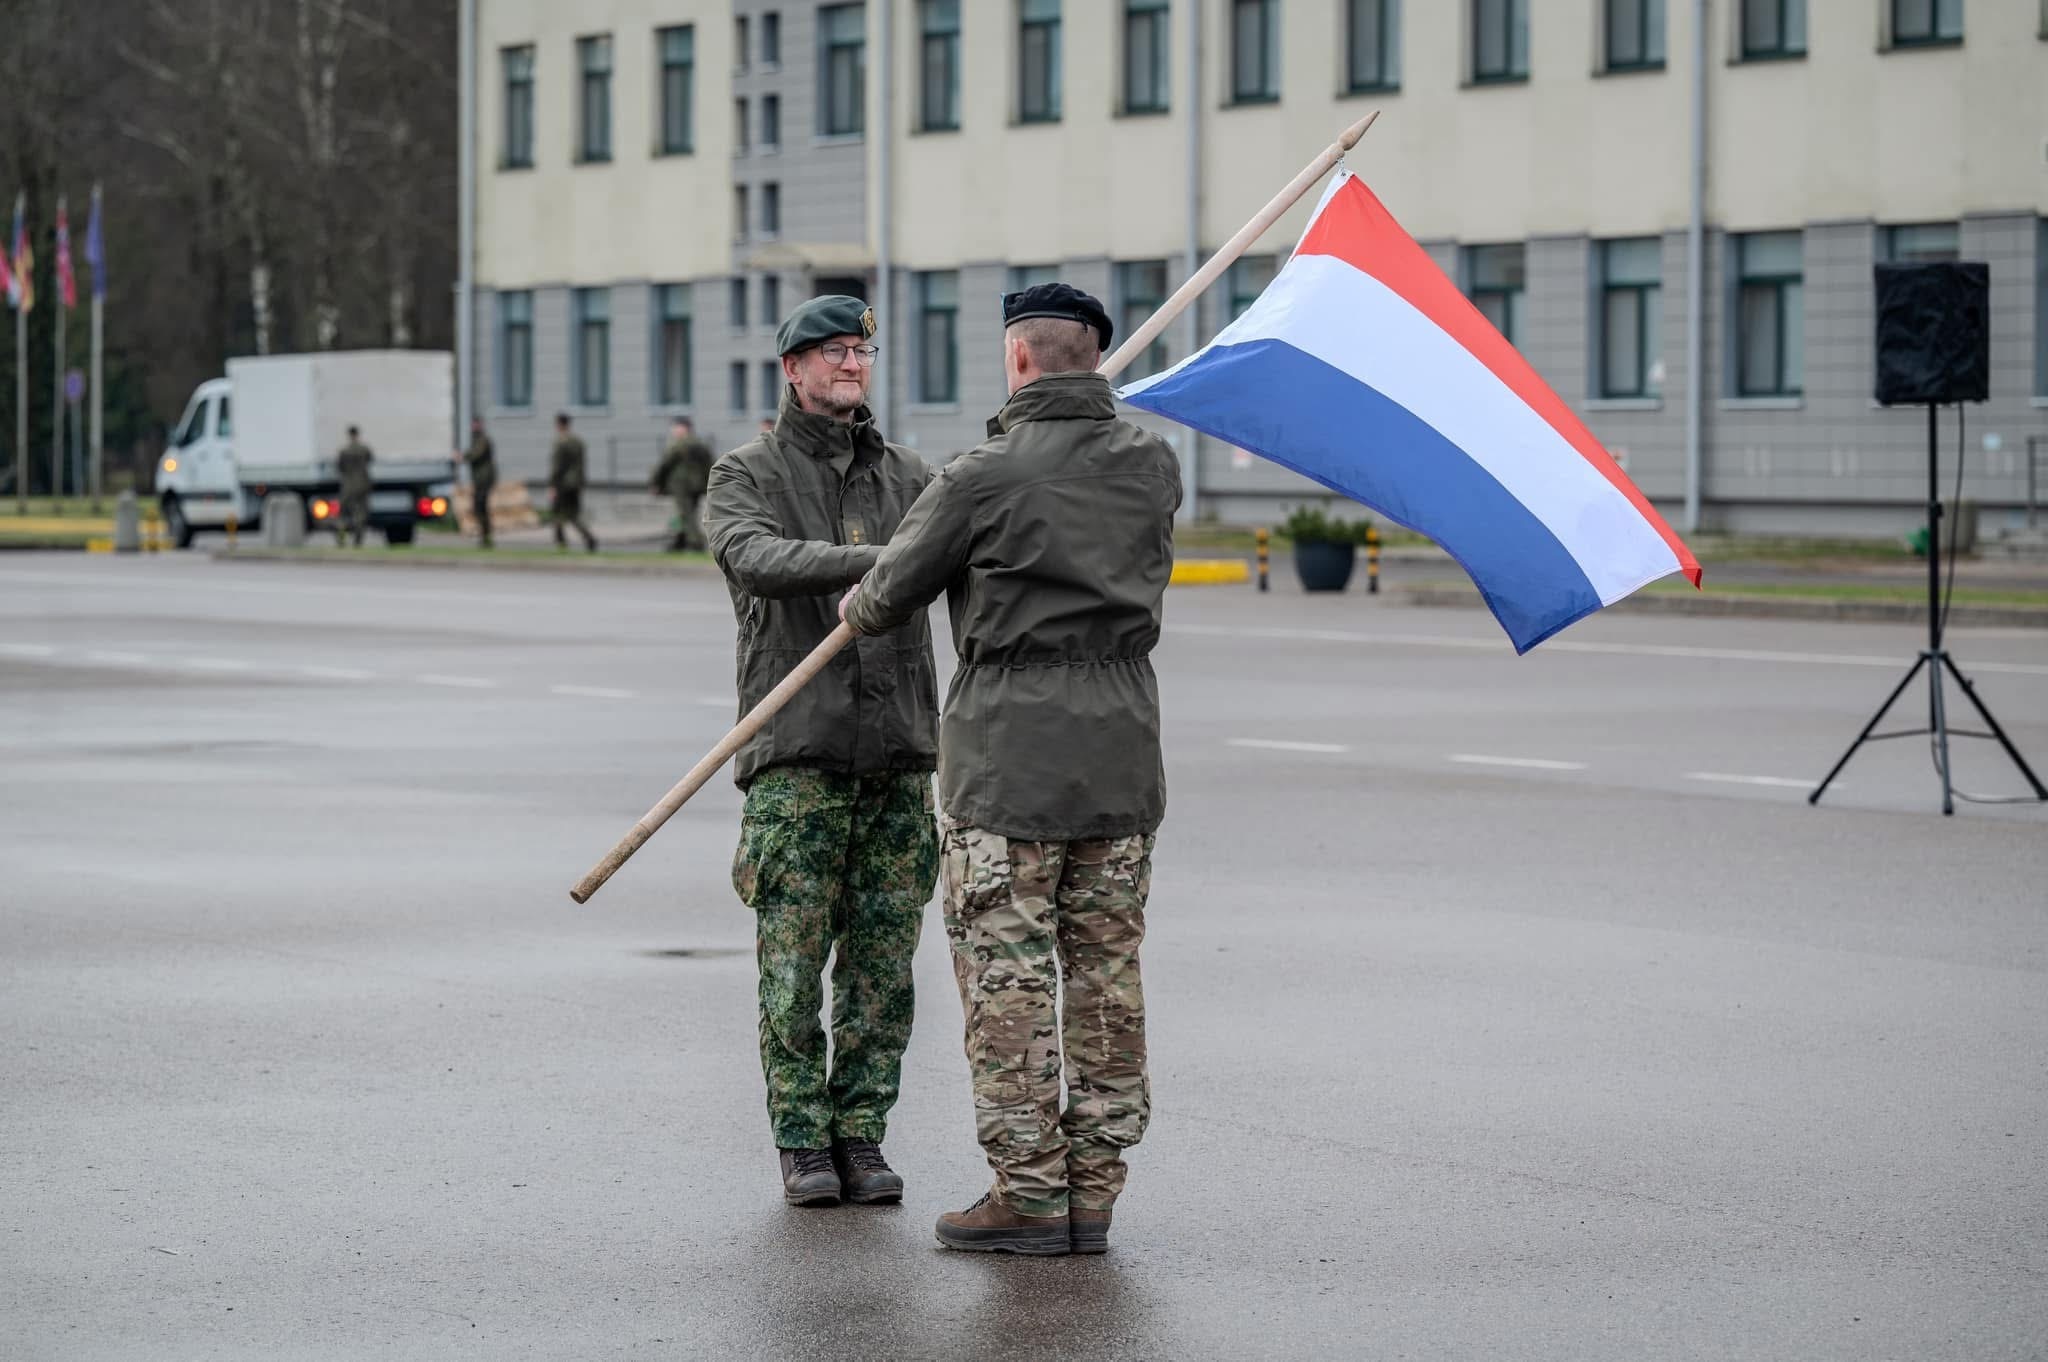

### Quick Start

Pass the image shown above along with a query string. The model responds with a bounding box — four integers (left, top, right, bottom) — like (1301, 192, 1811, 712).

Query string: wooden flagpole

(569, 109, 1381, 905)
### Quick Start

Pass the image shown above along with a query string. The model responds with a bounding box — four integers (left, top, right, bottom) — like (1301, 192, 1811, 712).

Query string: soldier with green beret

(649, 417, 714, 552)
(704, 294, 940, 1209)
(549, 412, 598, 553)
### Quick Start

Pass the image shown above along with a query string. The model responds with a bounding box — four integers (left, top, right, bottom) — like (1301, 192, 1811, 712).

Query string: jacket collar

(774, 384, 884, 463)
(989, 372, 1117, 436)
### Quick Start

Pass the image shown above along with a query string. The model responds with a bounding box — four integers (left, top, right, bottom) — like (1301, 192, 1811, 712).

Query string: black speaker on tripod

(1810, 261, 2045, 813)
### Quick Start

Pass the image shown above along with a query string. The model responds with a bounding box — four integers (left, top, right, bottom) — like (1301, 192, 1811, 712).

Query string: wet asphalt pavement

(3, 554, 2046, 1360)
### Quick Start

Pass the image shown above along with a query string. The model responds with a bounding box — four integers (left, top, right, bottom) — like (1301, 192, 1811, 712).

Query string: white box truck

(155, 350, 457, 547)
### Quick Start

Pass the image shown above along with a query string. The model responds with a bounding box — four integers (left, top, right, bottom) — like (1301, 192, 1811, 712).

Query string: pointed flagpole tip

(1337, 109, 1381, 153)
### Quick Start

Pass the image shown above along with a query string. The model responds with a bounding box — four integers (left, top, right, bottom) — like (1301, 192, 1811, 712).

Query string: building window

(1741, 0, 1806, 58)
(761, 360, 783, 411)
(762, 94, 782, 149)
(1735, 231, 1803, 397)
(920, 1, 963, 131)
(1347, 0, 1399, 92)
(821, 4, 867, 136)
(1891, 0, 1962, 46)
(1472, 0, 1530, 82)
(761, 183, 781, 237)
(1019, 0, 1062, 124)
(573, 288, 611, 406)
(1228, 255, 1276, 321)
(577, 35, 613, 163)
(501, 46, 535, 169)
(914, 271, 959, 403)
(655, 284, 692, 406)
(658, 26, 695, 155)
(1605, 0, 1666, 70)
(729, 361, 748, 413)
(497, 291, 533, 406)
(762, 11, 782, 65)
(1009, 264, 1060, 292)
(1599, 238, 1663, 397)
(1882, 222, 1960, 263)
(1231, 0, 1281, 103)
(729, 276, 748, 330)
(762, 275, 782, 324)
(735, 15, 750, 71)
(735, 98, 751, 155)
(734, 186, 749, 241)
(1125, 0, 1171, 113)
(1116, 260, 1171, 376)
(1464, 242, 1525, 349)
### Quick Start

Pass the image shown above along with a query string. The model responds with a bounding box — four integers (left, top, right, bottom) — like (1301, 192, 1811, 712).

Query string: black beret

(1003, 282, 1114, 351)
(775, 295, 877, 356)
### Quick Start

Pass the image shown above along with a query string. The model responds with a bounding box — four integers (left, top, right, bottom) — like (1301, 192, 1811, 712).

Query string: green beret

(775, 295, 877, 356)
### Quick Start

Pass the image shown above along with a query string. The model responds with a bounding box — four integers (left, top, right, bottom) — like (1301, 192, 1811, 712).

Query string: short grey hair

(1008, 317, 1100, 375)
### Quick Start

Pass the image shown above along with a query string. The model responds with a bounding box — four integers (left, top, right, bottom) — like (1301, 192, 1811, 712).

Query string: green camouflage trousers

(941, 817, 1155, 1217)
(733, 767, 938, 1149)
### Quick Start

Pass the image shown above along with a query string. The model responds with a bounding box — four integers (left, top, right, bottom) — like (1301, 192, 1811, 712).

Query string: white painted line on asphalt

(0, 642, 57, 658)
(1227, 738, 1350, 755)
(1168, 622, 2048, 677)
(182, 658, 252, 672)
(1451, 753, 1590, 772)
(1687, 772, 1819, 790)
(85, 651, 148, 665)
(416, 674, 498, 689)
(300, 665, 376, 681)
(552, 684, 636, 700)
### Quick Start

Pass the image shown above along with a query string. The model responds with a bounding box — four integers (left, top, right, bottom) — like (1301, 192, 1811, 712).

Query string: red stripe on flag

(1296, 176, 1701, 588)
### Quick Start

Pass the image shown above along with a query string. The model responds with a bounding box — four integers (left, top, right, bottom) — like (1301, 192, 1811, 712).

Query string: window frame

(1603, 0, 1666, 72)
(1463, 242, 1526, 349)
(1228, 255, 1277, 322)
(572, 287, 612, 408)
(653, 284, 693, 408)
(920, 0, 964, 132)
(1124, 0, 1171, 115)
(761, 182, 782, 238)
(575, 34, 614, 165)
(761, 93, 782, 150)
(761, 11, 782, 66)
(734, 185, 750, 243)
(729, 361, 749, 414)
(1346, 0, 1399, 94)
(500, 45, 536, 170)
(1229, 0, 1282, 104)
(1470, 0, 1530, 83)
(760, 360, 783, 413)
(820, 3, 868, 137)
(1739, 0, 1807, 60)
(1890, 0, 1963, 47)
(497, 290, 533, 407)
(1116, 259, 1172, 376)
(1880, 222, 1961, 264)
(1733, 231, 1804, 398)
(1018, 0, 1063, 125)
(657, 26, 696, 156)
(735, 97, 751, 156)
(1597, 238, 1663, 399)
(729, 276, 749, 331)
(916, 271, 960, 405)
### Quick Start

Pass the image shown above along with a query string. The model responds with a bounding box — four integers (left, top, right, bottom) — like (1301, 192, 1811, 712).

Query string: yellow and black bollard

(1366, 524, 1380, 594)
(225, 510, 238, 550)
(1255, 527, 1270, 593)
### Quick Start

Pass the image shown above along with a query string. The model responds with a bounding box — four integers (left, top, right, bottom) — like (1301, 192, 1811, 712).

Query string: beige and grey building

(465, 0, 2048, 535)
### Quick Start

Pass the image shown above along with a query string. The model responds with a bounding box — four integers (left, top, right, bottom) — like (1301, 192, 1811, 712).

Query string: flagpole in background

(12, 192, 26, 513)
(88, 184, 104, 511)
(52, 196, 68, 503)
(567, 110, 1384, 906)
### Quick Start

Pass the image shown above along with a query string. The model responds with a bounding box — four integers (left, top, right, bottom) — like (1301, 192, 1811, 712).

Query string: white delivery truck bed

(231, 351, 453, 482)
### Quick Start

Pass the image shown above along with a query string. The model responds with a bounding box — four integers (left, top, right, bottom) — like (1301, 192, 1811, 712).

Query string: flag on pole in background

(55, 199, 76, 310)
(1117, 169, 1701, 654)
(8, 195, 32, 314)
(84, 186, 105, 299)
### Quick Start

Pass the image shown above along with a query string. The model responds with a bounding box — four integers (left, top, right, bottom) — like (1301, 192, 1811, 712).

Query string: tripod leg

(1940, 653, 2048, 800)
(1809, 655, 1927, 806)
(1928, 652, 1954, 816)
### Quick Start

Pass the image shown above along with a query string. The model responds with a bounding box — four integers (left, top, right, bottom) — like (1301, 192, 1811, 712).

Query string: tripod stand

(1810, 403, 2048, 815)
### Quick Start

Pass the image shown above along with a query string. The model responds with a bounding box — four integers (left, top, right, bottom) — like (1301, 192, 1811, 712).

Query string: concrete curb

(1397, 584, 2048, 630)
(211, 547, 722, 579)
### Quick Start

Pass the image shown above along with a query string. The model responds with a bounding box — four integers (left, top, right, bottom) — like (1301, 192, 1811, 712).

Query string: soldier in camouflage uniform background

(548, 412, 598, 553)
(843, 283, 1179, 1256)
(705, 295, 940, 1209)
(335, 426, 374, 547)
(649, 416, 713, 552)
(463, 417, 497, 549)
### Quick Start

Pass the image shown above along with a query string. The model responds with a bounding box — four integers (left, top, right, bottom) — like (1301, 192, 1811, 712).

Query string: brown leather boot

(831, 1137, 904, 1204)
(1070, 1207, 1113, 1255)
(934, 1192, 1069, 1256)
(778, 1147, 841, 1208)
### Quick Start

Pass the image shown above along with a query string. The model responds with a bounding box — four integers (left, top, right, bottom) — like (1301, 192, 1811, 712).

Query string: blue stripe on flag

(1123, 338, 1602, 652)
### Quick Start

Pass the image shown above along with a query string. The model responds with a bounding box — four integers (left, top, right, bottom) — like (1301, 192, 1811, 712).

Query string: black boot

(832, 1137, 904, 1205)
(779, 1147, 841, 1207)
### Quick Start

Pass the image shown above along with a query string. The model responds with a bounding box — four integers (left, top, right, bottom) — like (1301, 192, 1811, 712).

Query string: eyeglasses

(815, 343, 880, 367)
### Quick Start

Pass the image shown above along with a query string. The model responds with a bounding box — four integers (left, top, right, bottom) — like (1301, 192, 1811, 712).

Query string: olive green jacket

(706, 387, 939, 789)
(335, 441, 374, 496)
(845, 373, 1182, 840)
(464, 434, 497, 490)
(651, 435, 714, 500)
(549, 435, 586, 493)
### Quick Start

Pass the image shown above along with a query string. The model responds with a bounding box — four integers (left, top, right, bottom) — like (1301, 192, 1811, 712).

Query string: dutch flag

(1119, 169, 1702, 654)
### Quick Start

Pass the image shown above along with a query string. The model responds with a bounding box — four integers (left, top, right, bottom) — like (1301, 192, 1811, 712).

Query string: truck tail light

(309, 497, 336, 521)
(417, 496, 449, 518)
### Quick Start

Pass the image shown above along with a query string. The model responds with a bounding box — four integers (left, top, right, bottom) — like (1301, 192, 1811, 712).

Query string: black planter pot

(1293, 541, 1356, 592)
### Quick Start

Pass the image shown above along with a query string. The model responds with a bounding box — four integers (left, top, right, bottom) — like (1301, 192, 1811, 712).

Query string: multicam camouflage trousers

(732, 767, 938, 1150)
(941, 817, 1155, 1217)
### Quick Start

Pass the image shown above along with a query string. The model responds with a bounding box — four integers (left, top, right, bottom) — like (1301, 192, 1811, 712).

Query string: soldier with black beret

(703, 295, 940, 1209)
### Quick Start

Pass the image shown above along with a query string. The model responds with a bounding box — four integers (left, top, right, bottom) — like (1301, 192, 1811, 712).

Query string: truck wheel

(385, 524, 416, 546)
(162, 498, 196, 549)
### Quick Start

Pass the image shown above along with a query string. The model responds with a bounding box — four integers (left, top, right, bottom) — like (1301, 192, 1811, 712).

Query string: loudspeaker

(1874, 261, 1989, 406)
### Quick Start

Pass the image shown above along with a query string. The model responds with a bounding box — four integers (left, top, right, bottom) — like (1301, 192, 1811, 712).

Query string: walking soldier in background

(335, 426, 374, 547)
(704, 296, 940, 1208)
(841, 284, 1180, 1256)
(463, 417, 497, 549)
(548, 412, 598, 553)
(650, 417, 713, 552)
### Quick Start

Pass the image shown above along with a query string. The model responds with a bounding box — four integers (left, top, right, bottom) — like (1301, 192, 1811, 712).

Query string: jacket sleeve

(845, 468, 972, 635)
(706, 457, 881, 598)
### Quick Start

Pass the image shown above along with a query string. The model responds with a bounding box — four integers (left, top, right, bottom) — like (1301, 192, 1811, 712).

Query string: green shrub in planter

(1281, 505, 1374, 592)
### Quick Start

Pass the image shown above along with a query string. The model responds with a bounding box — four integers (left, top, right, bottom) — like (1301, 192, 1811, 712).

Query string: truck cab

(158, 379, 246, 546)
